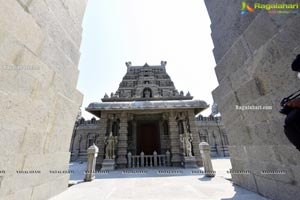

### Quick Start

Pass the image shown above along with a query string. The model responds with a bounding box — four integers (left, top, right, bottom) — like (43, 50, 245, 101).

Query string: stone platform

(183, 156, 198, 168)
(101, 159, 116, 171)
(51, 158, 269, 200)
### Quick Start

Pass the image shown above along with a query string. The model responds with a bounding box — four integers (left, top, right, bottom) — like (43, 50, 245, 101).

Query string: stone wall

(0, 0, 87, 199)
(70, 118, 100, 162)
(196, 116, 229, 157)
(205, 0, 300, 199)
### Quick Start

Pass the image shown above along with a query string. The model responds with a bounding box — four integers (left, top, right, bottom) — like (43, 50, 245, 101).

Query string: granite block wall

(0, 0, 87, 199)
(205, 0, 300, 199)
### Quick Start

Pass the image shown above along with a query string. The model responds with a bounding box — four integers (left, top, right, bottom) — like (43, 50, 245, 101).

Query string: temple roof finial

(161, 61, 167, 67)
(125, 61, 132, 67)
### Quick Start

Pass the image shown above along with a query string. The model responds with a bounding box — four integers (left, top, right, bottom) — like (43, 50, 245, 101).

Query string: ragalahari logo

(241, 1, 255, 15)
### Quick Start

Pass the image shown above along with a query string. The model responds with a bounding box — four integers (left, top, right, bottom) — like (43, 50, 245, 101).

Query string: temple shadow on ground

(220, 186, 269, 200)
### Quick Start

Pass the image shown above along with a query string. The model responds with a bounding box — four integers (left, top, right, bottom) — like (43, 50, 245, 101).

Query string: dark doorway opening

(137, 121, 160, 155)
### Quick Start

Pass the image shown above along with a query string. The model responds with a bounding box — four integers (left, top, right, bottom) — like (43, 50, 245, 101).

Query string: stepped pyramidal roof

(102, 61, 193, 102)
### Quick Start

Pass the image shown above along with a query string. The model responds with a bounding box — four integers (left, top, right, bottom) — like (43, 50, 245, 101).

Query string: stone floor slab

(51, 158, 269, 200)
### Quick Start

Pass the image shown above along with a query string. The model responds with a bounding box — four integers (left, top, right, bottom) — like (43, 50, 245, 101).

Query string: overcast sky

(77, 0, 218, 119)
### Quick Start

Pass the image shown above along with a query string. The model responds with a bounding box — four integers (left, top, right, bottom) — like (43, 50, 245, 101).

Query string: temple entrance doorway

(137, 121, 160, 155)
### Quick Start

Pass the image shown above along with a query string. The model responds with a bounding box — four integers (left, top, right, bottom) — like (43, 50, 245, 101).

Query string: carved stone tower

(103, 61, 192, 102)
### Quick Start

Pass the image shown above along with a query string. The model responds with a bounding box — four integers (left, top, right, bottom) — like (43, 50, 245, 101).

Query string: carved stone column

(116, 112, 128, 168)
(132, 120, 137, 155)
(158, 120, 165, 153)
(187, 110, 202, 166)
(168, 111, 182, 166)
(97, 112, 108, 165)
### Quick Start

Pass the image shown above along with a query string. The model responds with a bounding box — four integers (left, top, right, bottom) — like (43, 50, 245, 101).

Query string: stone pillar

(158, 121, 164, 151)
(140, 152, 144, 167)
(97, 112, 108, 165)
(188, 110, 203, 166)
(168, 111, 182, 166)
(153, 151, 158, 167)
(84, 144, 99, 182)
(132, 120, 137, 155)
(166, 150, 171, 166)
(116, 112, 128, 168)
(127, 152, 132, 168)
(199, 142, 215, 177)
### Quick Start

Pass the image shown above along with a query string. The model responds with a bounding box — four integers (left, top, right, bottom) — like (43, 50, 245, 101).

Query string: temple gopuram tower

(86, 61, 208, 168)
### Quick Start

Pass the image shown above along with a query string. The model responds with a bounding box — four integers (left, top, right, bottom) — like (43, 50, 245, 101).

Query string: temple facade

(70, 62, 229, 168)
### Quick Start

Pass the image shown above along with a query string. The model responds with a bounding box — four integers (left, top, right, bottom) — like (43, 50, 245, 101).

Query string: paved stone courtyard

(51, 158, 268, 200)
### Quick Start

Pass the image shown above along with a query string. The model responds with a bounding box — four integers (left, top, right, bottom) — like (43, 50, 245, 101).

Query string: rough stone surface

(0, 0, 87, 199)
(205, 1, 300, 199)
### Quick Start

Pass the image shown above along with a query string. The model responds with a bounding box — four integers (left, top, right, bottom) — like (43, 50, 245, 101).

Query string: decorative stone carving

(174, 89, 179, 96)
(107, 113, 120, 135)
(168, 111, 181, 166)
(104, 132, 118, 159)
(102, 62, 193, 102)
(116, 112, 128, 167)
(143, 88, 152, 98)
(176, 111, 187, 121)
(187, 110, 202, 166)
(162, 113, 169, 120)
(161, 61, 167, 67)
(175, 112, 189, 134)
(108, 113, 119, 120)
(125, 61, 132, 67)
(180, 131, 193, 157)
(144, 90, 150, 98)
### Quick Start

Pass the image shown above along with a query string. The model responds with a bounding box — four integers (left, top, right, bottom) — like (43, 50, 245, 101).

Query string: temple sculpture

(104, 132, 118, 159)
(180, 131, 193, 157)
